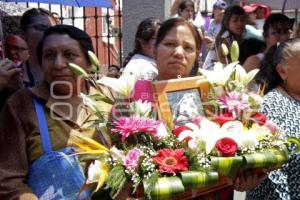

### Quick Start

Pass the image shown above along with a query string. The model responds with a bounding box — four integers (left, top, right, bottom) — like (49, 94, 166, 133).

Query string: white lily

(129, 100, 152, 117)
(221, 121, 244, 145)
(97, 74, 137, 97)
(198, 119, 223, 154)
(235, 64, 259, 86)
(199, 62, 236, 86)
(155, 122, 169, 139)
(177, 123, 205, 152)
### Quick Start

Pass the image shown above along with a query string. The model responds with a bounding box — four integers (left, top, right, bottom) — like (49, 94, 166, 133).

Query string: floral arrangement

(68, 47, 300, 200)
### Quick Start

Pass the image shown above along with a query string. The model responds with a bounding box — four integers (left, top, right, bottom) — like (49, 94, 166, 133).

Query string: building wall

(122, 0, 172, 66)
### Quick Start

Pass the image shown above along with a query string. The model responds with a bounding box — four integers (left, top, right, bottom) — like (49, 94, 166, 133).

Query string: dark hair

(263, 13, 291, 38)
(37, 24, 94, 65)
(178, 0, 195, 16)
(239, 38, 266, 64)
(256, 39, 300, 93)
(155, 17, 201, 76)
(123, 17, 160, 67)
(20, 8, 55, 31)
(216, 5, 246, 46)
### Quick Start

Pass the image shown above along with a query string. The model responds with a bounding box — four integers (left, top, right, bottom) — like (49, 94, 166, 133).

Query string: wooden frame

(151, 76, 211, 129)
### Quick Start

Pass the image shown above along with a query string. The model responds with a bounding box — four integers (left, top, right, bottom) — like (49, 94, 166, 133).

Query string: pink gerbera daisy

(111, 117, 161, 141)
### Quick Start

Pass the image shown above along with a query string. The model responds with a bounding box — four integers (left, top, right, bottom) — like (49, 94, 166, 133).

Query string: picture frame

(151, 76, 212, 128)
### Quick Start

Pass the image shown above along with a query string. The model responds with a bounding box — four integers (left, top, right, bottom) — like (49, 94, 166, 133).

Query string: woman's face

(179, 5, 194, 21)
(277, 51, 300, 97)
(42, 34, 90, 96)
(265, 24, 290, 47)
(155, 24, 197, 80)
(227, 14, 246, 35)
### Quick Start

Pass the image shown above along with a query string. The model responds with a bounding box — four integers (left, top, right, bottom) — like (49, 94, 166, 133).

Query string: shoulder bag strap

(33, 98, 52, 153)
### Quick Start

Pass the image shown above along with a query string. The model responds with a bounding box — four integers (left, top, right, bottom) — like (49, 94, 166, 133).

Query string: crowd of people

(0, 0, 300, 199)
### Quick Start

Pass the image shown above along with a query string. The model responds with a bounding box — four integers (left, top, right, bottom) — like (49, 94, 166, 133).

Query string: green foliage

(106, 164, 127, 198)
(144, 171, 160, 200)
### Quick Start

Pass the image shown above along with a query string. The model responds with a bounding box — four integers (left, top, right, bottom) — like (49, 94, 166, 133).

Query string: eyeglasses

(26, 24, 51, 32)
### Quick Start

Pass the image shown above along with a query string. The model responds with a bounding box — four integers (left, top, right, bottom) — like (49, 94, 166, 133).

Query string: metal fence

(0, 0, 123, 68)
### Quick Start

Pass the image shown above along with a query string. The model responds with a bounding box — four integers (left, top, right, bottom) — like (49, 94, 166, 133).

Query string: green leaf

(287, 137, 300, 153)
(106, 164, 127, 198)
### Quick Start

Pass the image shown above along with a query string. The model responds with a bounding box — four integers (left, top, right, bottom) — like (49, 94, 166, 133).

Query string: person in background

(207, 0, 227, 39)
(235, 38, 300, 200)
(243, 13, 291, 72)
(4, 34, 29, 66)
(122, 17, 160, 80)
(177, 0, 195, 22)
(239, 38, 266, 65)
(203, 5, 246, 70)
(107, 64, 121, 78)
(20, 8, 57, 87)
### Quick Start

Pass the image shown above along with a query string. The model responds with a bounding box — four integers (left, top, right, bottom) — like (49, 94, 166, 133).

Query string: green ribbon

(243, 147, 290, 169)
(181, 171, 219, 188)
(146, 176, 185, 200)
(211, 156, 243, 178)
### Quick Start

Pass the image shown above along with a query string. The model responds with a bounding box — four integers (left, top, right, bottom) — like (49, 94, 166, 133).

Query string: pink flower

(218, 92, 250, 117)
(111, 117, 161, 141)
(152, 148, 188, 175)
(123, 148, 143, 170)
(265, 121, 280, 133)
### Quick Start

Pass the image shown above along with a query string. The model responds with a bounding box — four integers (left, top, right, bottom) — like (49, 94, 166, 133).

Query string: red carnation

(213, 112, 236, 125)
(215, 137, 238, 157)
(172, 126, 191, 137)
(152, 148, 188, 175)
(251, 112, 267, 126)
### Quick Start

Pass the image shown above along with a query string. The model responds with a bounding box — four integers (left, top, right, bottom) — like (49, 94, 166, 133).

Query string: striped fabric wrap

(181, 171, 219, 188)
(211, 156, 244, 178)
(146, 176, 185, 200)
(243, 147, 290, 169)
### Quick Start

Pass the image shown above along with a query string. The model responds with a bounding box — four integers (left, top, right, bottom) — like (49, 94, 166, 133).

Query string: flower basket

(67, 50, 300, 200)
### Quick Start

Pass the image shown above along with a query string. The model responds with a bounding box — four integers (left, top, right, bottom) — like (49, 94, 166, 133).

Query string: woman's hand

(233, 168, 268, 192)
(0, 59, 21, 90)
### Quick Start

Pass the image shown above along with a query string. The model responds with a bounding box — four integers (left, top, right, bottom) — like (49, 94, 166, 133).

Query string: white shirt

(122, 54, 158, 80)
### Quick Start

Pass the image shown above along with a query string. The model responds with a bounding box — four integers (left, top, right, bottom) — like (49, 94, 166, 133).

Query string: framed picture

(151, 76, 212, 128)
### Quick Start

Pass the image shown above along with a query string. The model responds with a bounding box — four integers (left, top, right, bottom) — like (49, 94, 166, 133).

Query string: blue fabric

(0, 0, 112, 7)
(28, 99, 90, 200)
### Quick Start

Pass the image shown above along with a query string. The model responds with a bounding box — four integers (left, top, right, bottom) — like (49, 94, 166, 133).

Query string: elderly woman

(0, 25, 112, 200)
(234, 39, 300, 199)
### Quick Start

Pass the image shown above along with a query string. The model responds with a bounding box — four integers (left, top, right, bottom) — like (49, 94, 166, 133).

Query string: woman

(122, 17, 160, 80)
(0, 25, 112, 199)
(234, 39, 300, 199)
(203, 5, 246, 70)
(243, 13, 291, 72)
(155, 17, 201, 80)
(177, 0, 195, 22)
(154, 17, 233, 199)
